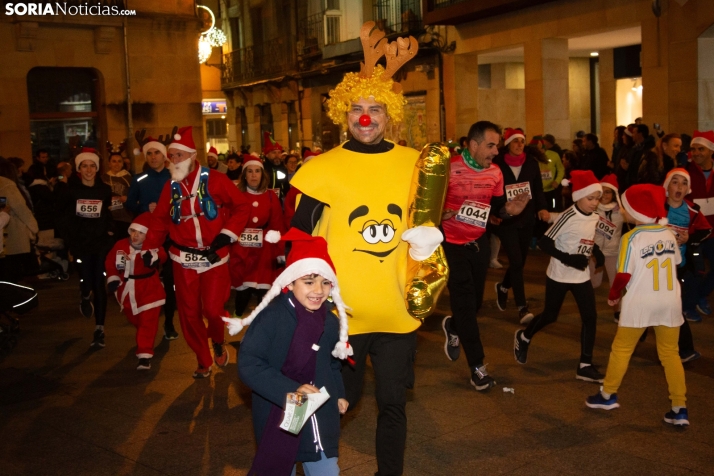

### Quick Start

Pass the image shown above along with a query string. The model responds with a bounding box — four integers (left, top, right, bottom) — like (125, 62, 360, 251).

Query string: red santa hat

(207, 146, 218, 159)
(242, 157, 264, 169)
(622, 184, 668, 225)
(503, 127, 526, 146)
(75, 147, 100, 171)
(223, 228, 353, 360)
(625, 124, 635, 137)
(600, 174, 619, 193)
(663, 168, 692, 196)
(169, 126, 196, 153)
(138, 137, 167, 158)
(263, 131, 283, 154)
(128, 212, 153, 235)
(562, 170, 602, 202)
(691, 130, 714, 151)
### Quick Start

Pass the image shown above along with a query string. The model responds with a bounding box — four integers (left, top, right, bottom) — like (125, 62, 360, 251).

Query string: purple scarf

(248, 297, 326, 476)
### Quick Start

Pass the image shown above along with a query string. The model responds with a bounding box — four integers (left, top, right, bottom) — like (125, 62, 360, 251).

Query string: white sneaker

(489, 259, 503, 269)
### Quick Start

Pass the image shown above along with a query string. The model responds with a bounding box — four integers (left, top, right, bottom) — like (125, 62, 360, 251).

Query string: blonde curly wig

(326, 65, 406, 130)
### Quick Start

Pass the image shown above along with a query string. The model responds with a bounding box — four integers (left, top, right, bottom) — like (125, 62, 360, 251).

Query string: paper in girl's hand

(280, 387, 330, 434)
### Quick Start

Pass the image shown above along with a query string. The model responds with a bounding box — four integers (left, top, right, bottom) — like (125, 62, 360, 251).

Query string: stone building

(0, 0, 208, 171)
(434, 0, 714, 145)
(220, 0, 443, 154)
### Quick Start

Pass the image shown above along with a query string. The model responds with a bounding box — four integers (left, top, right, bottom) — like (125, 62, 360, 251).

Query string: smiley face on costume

(349, 203, 403, 261)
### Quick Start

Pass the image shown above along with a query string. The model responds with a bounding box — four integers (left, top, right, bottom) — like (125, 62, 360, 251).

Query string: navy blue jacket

(238, 292, 345, 462)
(125, 167, 171, 215)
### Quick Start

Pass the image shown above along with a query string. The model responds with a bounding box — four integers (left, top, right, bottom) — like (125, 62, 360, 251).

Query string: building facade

(1, 0, 207, 171)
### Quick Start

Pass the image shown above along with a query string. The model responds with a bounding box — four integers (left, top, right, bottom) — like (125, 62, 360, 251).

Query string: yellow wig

(326, 65, 406, 129)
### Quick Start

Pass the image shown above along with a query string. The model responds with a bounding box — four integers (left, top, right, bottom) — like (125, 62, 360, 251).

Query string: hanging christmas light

(197, 5, 227, 64)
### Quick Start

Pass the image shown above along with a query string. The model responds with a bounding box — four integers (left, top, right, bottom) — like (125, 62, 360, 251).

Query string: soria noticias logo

(4, 1, 136, 16)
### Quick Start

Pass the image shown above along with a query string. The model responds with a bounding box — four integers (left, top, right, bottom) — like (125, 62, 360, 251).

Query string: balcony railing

(298, 11, 326, 58)
(222, 37, 296, 87)
(373, 0, 422, 35)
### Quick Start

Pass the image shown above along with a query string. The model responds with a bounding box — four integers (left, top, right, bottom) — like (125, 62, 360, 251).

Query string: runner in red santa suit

(229, 157, 285, 316)
(105, 212, 166, 371)
(143, 126, 251, 378)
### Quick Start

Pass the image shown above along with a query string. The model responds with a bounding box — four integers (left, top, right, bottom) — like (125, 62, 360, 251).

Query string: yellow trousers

(603, 326, 687, 408)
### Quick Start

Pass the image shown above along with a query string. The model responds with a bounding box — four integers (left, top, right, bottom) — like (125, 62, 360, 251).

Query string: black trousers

(160, 258, 176, 330)
(496, 224, 533, 308)
(524, 277, 597, 364)
(342, 331, 417, 476)
(442, 234, 490, 369)
(234, 288, 267, 317)
(77, 253, 107, 326)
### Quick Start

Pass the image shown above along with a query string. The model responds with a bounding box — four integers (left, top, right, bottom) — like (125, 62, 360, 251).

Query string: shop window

(27, 67, 102, 162)
(206, 118, 228, 138)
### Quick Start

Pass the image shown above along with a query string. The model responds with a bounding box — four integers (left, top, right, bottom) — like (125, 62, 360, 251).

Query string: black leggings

(524, 277, 597, 364)
(234, 288, 267, 317)
(77, 253, 107, 326)
(497, 224, 533, 308)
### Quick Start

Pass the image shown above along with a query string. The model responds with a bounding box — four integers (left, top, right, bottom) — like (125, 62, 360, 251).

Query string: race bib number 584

(240, 228, 263, 248)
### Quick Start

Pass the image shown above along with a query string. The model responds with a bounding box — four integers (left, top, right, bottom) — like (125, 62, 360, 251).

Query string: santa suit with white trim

(229, 160, 285, 297)
(105, 213, 167, 358)
(143, 126, 251, 370)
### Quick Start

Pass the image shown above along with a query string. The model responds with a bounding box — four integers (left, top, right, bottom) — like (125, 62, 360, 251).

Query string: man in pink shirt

(440, 121, 529, 390)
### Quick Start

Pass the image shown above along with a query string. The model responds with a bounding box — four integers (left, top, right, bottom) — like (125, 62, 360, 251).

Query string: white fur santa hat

(691, 130, 714, 152)
(561, 170, 602, 202)
(222, 228, 353, 360)
(207, 146, 218, 159)
(663, 168, 692, 196)
(169, 126, 196, 153)
(622, 184, 668, 225)
(136, 136, 167, 158)
(129, 212, 152, 235)
(75, 147, 101, 171)
(503, 127, 526, 146)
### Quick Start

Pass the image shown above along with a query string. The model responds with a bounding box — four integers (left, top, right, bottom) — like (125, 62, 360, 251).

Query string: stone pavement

(1, 250, 713, 475)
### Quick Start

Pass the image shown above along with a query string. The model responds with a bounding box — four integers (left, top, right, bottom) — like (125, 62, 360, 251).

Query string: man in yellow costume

(290, 22, 443, 476)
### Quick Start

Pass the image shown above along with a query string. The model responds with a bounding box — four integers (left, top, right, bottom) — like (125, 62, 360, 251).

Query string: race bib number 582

(179, 250, 209, 268)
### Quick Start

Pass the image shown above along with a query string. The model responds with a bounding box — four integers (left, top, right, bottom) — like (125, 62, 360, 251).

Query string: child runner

(591, 174, 625, 322)
(105, 212, 166, 370)
(514, 170, 606, 382)
(585, 184, 690, 426)
(225, 228, 352, 476)
(662, 168, 711, 361)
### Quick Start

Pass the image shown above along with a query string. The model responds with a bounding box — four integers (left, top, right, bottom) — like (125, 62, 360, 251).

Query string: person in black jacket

(58, 148, 114, 347)
(581, 133, 610, 179)
(492, 128, 550, 324)
(228, 228, 352, 476)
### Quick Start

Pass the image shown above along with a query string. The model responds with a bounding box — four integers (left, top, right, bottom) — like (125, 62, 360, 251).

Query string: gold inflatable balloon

(404, 143, 450, 319)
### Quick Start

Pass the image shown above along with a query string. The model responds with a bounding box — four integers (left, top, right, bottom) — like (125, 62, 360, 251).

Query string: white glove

(401, 226, 443, 261)
(221, 316, 245, 336)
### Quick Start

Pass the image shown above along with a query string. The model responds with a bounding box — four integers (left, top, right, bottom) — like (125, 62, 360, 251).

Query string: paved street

(1, 250, 713, 475)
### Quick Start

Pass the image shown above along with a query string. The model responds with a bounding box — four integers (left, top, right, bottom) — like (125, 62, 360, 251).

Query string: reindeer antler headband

(326, 21, 418, 129)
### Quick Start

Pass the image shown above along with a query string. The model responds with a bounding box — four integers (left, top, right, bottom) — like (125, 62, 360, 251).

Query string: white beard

(169, 158, 192, 182)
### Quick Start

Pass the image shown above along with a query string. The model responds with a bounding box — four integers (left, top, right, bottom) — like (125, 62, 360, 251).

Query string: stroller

(32, 231, 70, 281)
(0, 281, 37, 354)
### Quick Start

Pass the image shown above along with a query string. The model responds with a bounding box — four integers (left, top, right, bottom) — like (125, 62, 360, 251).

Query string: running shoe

(90, 329, 105, 348)
(684, 309, 702, 323)
(80, 296, 94, 319)
(576, 365, 604, 383)
(680, 350, 701, 363)
(193, 367, 212, 379)
(663, 408, 689, 426)
(441, 316, 460, 361)
(585, 391, 619, 410)
(518, 306, 534, 324)
(214, 341, 230, 367)
(137, 358, 152, 370)
(514, 329, 529, 364)
(696, 299, 711, 315)
(495, 282, 508, 311)
(164, 326, 179, 341)
(470, 364, 496, 391)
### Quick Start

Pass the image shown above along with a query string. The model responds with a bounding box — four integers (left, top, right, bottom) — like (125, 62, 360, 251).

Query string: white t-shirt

(593, 204, 624, 257)
(618, 225, 683, 328)
(545, 205, 599, 283)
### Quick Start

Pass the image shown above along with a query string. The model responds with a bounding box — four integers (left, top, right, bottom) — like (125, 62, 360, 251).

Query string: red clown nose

(359, 115, 371, 127)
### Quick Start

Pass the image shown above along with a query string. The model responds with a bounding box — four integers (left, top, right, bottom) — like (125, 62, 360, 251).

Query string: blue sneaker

(585, 391, 619, 410)
(696, 299, 711, 316)
(664, 408, 689, 426)
(684, 310, 702, 323)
